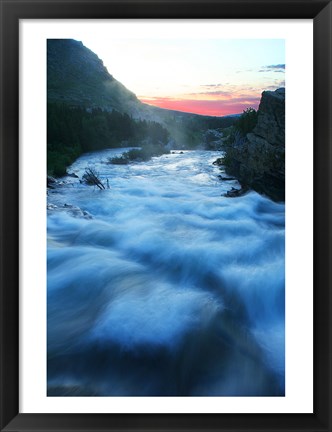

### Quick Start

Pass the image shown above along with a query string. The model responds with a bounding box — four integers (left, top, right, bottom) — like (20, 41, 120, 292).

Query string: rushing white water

(47, 148, 285, 396)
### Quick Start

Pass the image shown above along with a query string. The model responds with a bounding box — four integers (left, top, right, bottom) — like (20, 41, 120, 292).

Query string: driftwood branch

(82, 168, 105, 190)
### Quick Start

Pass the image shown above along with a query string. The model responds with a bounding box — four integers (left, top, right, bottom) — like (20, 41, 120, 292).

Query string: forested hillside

(47, 104, 169, 176)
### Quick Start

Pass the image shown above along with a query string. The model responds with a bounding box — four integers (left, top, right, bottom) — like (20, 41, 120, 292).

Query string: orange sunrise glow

(81, 37, 285, 117)
(139, 96, 261, 117)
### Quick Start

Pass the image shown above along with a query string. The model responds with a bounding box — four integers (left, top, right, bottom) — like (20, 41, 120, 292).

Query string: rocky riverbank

(223, 88, 285, 202)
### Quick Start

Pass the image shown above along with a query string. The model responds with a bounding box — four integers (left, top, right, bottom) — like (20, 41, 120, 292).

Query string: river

(47, 148, 285, 396)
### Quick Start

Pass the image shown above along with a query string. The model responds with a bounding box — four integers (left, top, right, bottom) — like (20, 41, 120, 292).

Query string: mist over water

(47, 149, 285, 396)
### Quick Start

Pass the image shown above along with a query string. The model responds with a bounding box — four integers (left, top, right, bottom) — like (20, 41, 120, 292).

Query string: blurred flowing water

(47, 148, 285, 396)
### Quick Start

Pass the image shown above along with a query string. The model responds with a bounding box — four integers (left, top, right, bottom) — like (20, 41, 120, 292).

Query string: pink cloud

(140, 96, 260, 116)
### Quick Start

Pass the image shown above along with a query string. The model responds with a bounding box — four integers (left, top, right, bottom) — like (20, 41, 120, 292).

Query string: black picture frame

(1, 0, 331, 431)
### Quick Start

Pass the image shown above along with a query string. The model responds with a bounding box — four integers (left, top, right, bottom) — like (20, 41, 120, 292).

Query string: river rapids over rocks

(47, 148, 285, 397)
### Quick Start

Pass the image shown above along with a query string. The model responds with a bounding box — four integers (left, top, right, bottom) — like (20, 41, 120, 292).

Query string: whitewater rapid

(47, 148, 285, 396)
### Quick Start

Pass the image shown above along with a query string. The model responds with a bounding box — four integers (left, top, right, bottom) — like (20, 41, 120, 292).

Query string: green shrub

(235, 107, 258, 136)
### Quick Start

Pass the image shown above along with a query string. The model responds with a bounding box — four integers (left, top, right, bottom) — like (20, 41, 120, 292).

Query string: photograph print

(47, 34, 285, 397)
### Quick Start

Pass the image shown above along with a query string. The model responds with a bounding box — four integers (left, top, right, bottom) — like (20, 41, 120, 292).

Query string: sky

(81, 38, 285, 117)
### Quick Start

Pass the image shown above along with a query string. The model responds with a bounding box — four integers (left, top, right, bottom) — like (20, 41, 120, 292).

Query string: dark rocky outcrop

(224, 186, 249, 198)
(249, 88, 285, 147)
(47, 176, 58, 189)
(224, 88, 285, 201)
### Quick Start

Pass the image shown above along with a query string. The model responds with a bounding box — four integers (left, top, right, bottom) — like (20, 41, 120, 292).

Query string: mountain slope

(47, 39, 238, 130)
(47, 39, 141, 114)
(47, 39, 240, 176)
